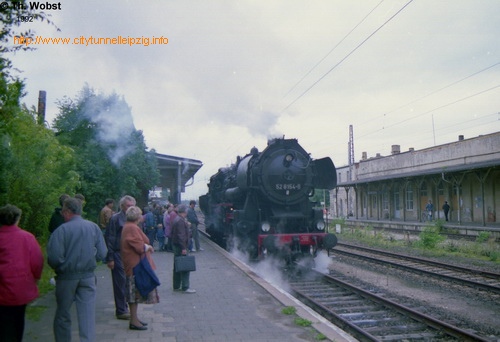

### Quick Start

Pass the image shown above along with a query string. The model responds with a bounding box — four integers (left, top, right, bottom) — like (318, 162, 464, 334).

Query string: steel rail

(290, 270, 491, 341)
(333, 243, 500, 294)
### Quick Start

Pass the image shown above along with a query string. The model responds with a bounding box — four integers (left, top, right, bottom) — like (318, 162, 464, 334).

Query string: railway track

(331, 243, 500, 295)
(289, 270, 491, 341)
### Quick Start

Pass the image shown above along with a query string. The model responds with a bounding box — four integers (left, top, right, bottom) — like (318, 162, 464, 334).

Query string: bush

(476, 231, 491, 243)
(417, 225, 445, 249)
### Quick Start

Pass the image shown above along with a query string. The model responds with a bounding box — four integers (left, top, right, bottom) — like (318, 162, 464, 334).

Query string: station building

(331, 131, 500, 228)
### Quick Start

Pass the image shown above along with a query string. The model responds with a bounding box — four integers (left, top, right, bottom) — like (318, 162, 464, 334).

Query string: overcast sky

(9, 0, 500, 199)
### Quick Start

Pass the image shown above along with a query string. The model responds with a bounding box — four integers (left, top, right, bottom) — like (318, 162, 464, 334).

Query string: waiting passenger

(0, 204, 44, 342)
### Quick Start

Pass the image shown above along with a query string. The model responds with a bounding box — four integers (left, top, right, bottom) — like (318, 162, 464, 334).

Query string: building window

(394, 191, 400, 210)
(371, 194, 377, 209)
(406, 186, 414, 210)
(382, 191, 389, 210)
(438, 183, 444, 196)
(420, 183, 427, 197)
(338, 172, 342, 183)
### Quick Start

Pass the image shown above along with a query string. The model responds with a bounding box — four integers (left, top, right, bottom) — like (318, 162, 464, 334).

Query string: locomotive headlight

(283, 153, 294, 167)
(316, 220, 326, 231)
(261, 222, 271, 232)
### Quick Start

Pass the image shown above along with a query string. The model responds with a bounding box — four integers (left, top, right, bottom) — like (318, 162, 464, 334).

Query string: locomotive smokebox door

(312, 157, 337, 189)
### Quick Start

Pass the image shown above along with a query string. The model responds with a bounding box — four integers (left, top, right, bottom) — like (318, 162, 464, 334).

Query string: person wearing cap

(171, 204, 196, 293)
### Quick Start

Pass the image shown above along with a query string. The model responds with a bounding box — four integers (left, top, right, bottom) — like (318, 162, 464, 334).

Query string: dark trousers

(146, 228, 156, 247)
(173, 244, 190, 290)
(166, 236, 173, 251)
(110, 251, 128, 316)
(0, 304, 26, 342)
(191, 224, 200, 250)
(157, 236, 165, 250)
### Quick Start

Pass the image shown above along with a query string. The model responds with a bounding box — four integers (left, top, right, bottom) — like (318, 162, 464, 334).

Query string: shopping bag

(133, 256, 161, 297)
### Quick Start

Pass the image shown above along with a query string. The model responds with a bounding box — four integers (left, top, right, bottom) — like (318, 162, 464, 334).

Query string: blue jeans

(54, 276, 96, 342)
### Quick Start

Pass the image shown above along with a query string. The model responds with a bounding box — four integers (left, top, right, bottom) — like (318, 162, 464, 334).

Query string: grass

(294, 317, 312, 327)
(314, 333, 327, 340)
(281, 306, 328, 340)
(339, 221, 500, 263)
(26, 305, 47, 321)
(26, 243, 56, 321)
(281, 306, 297, 315)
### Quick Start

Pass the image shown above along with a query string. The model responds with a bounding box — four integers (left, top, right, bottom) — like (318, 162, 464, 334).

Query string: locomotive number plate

(276, 183, 301, 190)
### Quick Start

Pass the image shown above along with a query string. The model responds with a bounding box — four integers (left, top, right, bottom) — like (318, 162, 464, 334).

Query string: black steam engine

(199, 138, 338, 265)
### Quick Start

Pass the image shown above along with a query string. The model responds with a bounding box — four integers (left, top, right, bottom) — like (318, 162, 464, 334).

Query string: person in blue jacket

(47, 197, 107, 342)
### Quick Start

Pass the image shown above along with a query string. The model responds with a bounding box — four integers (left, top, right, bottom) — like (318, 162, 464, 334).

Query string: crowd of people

(0, 194, 202, 341)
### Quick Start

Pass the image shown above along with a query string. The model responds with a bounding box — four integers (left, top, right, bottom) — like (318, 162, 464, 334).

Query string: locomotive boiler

(199, 137, 338, 265)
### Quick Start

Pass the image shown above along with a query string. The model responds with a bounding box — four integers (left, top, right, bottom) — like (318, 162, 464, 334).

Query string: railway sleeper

(377, 332, 443, 341)
(364, 322, 428, 334)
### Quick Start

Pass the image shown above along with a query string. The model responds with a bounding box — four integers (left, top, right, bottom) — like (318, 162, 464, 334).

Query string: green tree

(1, 101, 79, 238)
(1, 0, 58, 56)
(1, 0, 72, 239)
(53, 86, 159, 221)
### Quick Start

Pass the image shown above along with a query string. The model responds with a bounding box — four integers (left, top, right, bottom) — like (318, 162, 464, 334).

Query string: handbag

(174, 255, 196, 272)
(133, 256, 161, 297)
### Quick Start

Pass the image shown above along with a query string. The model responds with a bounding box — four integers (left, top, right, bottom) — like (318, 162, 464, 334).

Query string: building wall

(353, 132, 500, 180)
(331, 132, 500, 225)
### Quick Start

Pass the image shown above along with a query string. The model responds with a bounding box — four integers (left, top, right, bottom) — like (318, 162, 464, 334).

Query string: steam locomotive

(199, 137, 338, 265)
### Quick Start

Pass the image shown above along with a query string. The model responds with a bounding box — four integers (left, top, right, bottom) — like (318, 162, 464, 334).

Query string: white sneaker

(183, 288, 196, 293)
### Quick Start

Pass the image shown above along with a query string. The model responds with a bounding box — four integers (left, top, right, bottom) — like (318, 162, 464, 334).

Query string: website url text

(13, 35, 169, 47)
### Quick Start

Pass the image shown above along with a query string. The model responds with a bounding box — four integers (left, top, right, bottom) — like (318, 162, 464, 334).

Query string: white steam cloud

(82, 93, 136, 165)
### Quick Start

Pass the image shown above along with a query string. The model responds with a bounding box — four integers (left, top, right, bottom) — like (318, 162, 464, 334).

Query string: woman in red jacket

(0, 204, 44, 342)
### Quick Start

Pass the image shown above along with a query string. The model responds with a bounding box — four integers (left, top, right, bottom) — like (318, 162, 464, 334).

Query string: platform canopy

(154, 152, 203, 204)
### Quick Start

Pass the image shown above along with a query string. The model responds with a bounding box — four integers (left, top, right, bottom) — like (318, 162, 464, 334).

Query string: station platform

(23, 234, 355, 342)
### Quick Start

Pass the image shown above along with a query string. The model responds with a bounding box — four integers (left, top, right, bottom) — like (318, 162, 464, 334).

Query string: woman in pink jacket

(0, 204, 44, 342)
